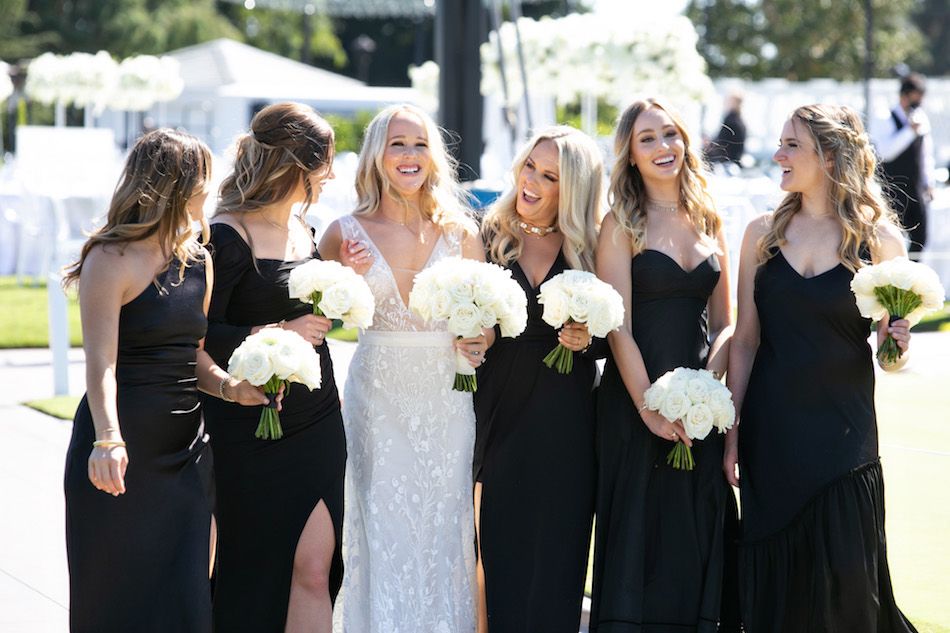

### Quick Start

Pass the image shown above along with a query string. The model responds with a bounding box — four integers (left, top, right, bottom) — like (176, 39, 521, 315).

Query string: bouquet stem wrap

(454, 345, 477, 392)
(874, 287, 920, 364)
(256, 377, 285, 440)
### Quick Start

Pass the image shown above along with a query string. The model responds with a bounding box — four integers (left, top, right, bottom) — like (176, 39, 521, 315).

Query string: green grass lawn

(0, 275, 357, 348)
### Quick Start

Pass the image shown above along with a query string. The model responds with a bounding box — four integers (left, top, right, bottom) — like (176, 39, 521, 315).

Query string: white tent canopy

(138, 38, 416, 153)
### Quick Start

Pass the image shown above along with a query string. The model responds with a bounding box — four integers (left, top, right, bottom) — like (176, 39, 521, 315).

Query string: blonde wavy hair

(215, 102, 335, 240)
(608, 98, 721, 252)
(481, 126, 604, 272)
(62, 128, 212, 291)
(757, 104, 898, 271)
(353, 104, 475, 236)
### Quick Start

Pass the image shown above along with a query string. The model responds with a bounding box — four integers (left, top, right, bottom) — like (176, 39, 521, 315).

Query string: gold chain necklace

(261, 211, 297, 246)
(519, 220, 557, 237)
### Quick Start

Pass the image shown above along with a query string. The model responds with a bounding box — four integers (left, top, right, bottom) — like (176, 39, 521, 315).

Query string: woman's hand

(640, 408, 692, 448)
(339, 239, 374, 275)
(879, 317, 911, 356)
(723, 430, 739, 487)
(558, 321, 592, 352)
(283, 314, 332, 346)
(455, 330, 490, 367)
(225, 378, 284, 410)
(88, 437, 128, 496)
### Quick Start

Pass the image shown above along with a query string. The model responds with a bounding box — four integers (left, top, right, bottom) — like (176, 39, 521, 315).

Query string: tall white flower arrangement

(479, 13, 713, 108)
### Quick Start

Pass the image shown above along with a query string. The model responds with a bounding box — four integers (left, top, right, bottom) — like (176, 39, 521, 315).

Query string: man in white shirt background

(872, 71, 936, 256)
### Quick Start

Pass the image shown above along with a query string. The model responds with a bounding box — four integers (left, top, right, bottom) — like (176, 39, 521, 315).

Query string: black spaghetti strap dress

(202, 223, 345, 633)
(472, 251, 600, 633)
(65, 257, 214, 633)
(590, 249, 738, 633)
(737, 251, 918, 633)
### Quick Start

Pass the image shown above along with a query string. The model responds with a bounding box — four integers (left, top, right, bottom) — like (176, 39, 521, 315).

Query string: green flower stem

(542, 343, 574, 374)
(310, 291, 324, 316)
(872, 286, 923, 364)
(255, 376, 285, 440)
(454, 373, 477, 392)
(666, 441, 695, 470)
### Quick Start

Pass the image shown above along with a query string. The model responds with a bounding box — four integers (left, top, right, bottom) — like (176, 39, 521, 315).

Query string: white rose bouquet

(850, 257, 945, 364)
(642, 367, 735, 470)
(288, 259, 375, 330)
(537, 270, 624, 374)
(227, 328, 322, 440)
(408, 257, 528, 391)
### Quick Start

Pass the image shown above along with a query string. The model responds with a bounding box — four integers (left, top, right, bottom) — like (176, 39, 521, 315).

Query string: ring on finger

(472, 351, 480, 356)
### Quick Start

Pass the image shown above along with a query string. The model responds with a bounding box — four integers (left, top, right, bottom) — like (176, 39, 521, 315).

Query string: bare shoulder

(872, 221, 908, 261)
(210, 213, 248, 240)
(317, 217, 344, 261)
(744, 213, 772, 240)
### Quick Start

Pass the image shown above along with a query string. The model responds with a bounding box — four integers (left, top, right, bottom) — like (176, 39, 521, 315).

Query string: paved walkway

(2, 333, 948, 632)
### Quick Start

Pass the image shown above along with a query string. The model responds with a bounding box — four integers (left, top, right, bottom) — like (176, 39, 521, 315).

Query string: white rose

(585, 301, 616, 338)
(478, 304, 498, 329)
(684, 403, 714, 440)
(644, 381, 668, 411)
(448, 276, 476, 304)
(920, 288, 945, 312)
(431, 289, 454, 320)
(499, 308, 527, 338)
(343, 301, 375, 330)
(567, 292, 593, 323)
(850, 266, 877, 298)
(271, 335, 302, 380)
(448, 303, 482, 338)
(287, 269, 317, 302)
(668, 371, 691, 395)
(227, 344, 248, 378)
(686, 377, 711, 404)
(474, 279, 500, 308)
(319, 282, 354, 320)
(290, 348, 322, 390)
(885, 257, 917, 291)
(538, 287, 571, 328)
(659, 389, 691, 422)
(237, 345, 276, 386)
(855, 294, 887, 321)
(707, 389, 733, 418)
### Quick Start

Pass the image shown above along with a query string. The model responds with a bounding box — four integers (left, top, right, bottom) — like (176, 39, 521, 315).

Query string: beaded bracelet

(92, 440, 126, 448)
(219, 376, 236, 403)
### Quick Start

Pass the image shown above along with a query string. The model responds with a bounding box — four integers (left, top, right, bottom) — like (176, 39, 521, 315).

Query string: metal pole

(864, 0, 873, 122)
(509, 0, 533, 132)
(490, 0, 516, 144)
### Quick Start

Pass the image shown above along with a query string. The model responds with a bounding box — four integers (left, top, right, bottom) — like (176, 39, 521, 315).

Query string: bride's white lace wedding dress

(337, 215, 477, 633)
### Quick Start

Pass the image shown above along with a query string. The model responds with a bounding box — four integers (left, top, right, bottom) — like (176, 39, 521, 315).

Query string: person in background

(872, 71, 935, 255)
(705, 91, 746, 173)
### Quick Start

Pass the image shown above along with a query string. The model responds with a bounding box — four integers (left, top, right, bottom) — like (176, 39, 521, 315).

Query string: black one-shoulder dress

(65, 257, 214, 633)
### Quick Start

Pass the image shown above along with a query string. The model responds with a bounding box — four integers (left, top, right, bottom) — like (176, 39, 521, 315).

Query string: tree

(912, 0, 950, 76)
(688, 0, 926, 80)
(217, 4, 345, 68)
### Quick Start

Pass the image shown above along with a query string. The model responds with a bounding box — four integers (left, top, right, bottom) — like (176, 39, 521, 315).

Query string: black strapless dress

(590, 250, 738, 633)
(202, 223, 345, 633)
(65, 257, 214, 633)
(737, 251, 918, 633)
(472, 251, 600, 633)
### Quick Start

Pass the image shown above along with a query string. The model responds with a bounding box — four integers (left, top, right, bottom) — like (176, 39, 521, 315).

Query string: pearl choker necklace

(519, 221, 557, 237)
(646, 199, 680, 213)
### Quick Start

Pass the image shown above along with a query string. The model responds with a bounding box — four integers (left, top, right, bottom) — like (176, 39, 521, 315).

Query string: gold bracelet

(219, 376, 236, 403)
(92, 440, 126, 448)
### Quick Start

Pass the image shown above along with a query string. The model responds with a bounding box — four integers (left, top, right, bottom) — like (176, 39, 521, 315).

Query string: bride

(319, 104, 489, 632)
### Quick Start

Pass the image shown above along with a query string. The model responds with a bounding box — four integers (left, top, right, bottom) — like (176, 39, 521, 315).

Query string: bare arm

(195, 249, 272, 406)
(723, 215, 770, 486)
(596, 214, 691, 446)
(319, 218, 374, 275)
(705, 229, 734, 379)
(78, 246, 134, 496)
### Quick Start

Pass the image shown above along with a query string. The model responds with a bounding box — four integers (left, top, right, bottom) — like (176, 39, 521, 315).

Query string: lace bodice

(339, 215, 464, 333)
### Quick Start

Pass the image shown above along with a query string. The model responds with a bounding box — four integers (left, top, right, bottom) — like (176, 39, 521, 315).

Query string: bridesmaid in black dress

(63, 129, 270, 633)
(202, 102, 345, 633)
(591, 98, 738, 633)
(473, 126, 605, 633)
(725, 104, 917, 632)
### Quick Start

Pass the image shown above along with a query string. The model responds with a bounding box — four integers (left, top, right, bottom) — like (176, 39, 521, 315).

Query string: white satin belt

(357, 330, 454, 347)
